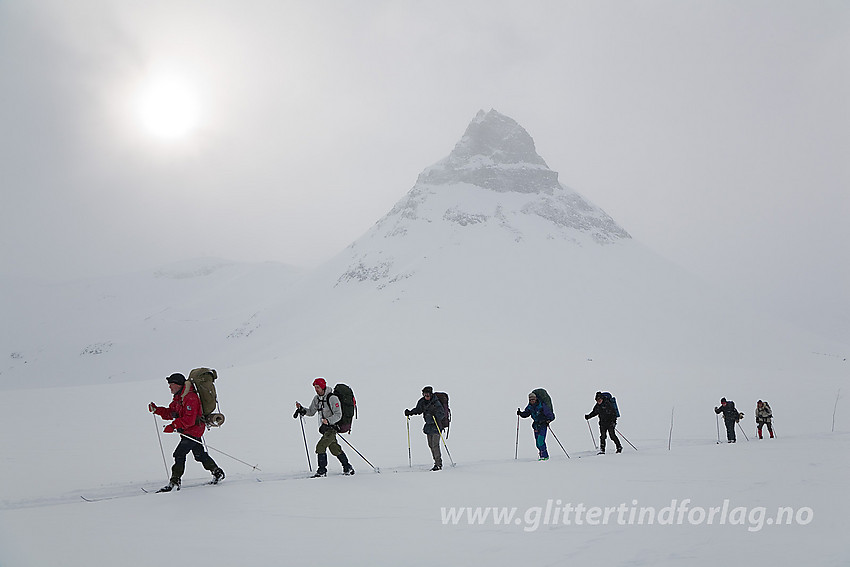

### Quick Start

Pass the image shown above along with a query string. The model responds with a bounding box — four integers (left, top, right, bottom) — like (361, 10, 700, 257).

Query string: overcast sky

(1, 1, 847, 342)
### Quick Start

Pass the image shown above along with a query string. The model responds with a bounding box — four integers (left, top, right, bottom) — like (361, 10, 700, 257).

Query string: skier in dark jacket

(518, 391, 555, 460)
(715, 397, 740, 443)
(149, 373, 225, 492)
(405, 386, 446, 471)
(585, 391, 622, 454)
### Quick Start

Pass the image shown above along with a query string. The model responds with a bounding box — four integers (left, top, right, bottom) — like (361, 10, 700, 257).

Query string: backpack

(187, 368, 225, 427)
(599, 392, 620, 418)
(532, 388, 555, 421)
(331, 383, 357, 433)
(435, 392, 451, 436)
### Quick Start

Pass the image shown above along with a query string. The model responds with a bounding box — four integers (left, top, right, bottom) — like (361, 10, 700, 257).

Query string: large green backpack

(186, 368, 225, 427)
(532, 388, 555, 421)
(332, 383, 357, 433)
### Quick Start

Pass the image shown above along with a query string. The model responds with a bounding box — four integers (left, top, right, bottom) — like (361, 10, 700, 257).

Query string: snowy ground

(1, 376, 847, 567)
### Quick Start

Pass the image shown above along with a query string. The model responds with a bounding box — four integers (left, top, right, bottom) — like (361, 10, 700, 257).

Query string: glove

(148, 402, 157, 413)
(163, 424, 175, 433)
(517, 409, 522, 416)
(404, 409, 410, 416)
(585, 414, 591, 420)
(714, 407, 719, 412)
(293, 408, 301, 419)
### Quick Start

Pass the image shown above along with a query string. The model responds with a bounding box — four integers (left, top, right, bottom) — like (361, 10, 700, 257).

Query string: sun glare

(136, 76, 202, 140)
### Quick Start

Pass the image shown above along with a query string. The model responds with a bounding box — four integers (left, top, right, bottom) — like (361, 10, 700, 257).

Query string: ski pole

(153, 412, 169, 479)
(338, 434, 380, 473)
(433, 416, 456, 467)
(515, 414, 520, 460)
(587, 419, 598, 450)
(407, 416, 412, 468)
(178, 433, 261, 471)
(736, 422, 749, 442)
(615, 428, 638, 451)
(299, 414, 312, 472)
(547, 424, 570, 458)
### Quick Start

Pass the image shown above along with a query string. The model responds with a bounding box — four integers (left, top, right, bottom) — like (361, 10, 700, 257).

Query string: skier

(755, 400, 774, 439)
(295, 377, 354, 477)
(517, 391, 555, 460)
(404, 386, 446, 471)
(148, 373, 225, 492)
(714, 398, 740, 443)
(585, 391, 622, 454)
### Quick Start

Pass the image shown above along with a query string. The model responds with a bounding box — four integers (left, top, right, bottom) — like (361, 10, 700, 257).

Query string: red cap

(312, 377, 327, 390)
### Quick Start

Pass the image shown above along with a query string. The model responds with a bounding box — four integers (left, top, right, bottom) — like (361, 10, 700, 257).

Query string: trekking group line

(148, 369, 777, 491)
(714, 397, 775, 443)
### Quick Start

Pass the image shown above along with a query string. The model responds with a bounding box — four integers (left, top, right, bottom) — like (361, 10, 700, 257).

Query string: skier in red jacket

(149, 373, 225, 492)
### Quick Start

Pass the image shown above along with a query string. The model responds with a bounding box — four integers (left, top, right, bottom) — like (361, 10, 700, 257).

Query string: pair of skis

(80, 479, 220, 502)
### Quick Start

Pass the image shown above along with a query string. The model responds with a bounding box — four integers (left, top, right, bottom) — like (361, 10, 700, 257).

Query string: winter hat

(312, 377, 327, 390)
(166, 373, 186, 386)
(720, 397, 727, 404)
(528, 392, 537, 400)
(422, 386, 434, 395)
(595, 391, 603, 399)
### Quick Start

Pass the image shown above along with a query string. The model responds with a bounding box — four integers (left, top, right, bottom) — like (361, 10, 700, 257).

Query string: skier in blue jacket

(517, 391, 555, 460)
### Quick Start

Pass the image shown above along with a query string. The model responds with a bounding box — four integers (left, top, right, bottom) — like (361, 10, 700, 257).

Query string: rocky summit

(417, 109, 560, 194)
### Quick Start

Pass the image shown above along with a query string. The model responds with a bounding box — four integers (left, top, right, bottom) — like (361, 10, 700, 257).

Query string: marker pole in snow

(338, 434, 380, 473)
(547, 425, 570, 458)
(153, 412, 169, 479)
(668, 407, 674, 451)
(299, 414, 312, 472)
(433, 416, 456, 467)
(407, 416, 412, 468)
(716, 414, 722, 444)
(587, 419, 598, 450)
(515, 414, 520, 460)
(615, 428, 638, 451)
(832, 389, 841, 433)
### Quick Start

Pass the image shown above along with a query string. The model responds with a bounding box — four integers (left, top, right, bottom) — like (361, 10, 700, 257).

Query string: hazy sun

(135, 76, 202, 140)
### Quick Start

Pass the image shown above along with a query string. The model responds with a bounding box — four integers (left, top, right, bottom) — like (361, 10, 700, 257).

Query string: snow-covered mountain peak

(329, 111, 634, 291)
(418, 109, 559, 194)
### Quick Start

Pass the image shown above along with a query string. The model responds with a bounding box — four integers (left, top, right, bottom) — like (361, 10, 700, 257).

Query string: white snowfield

(1, 110, 846, 566)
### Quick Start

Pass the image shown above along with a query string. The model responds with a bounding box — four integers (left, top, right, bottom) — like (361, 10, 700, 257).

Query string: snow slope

(0, 373, 847, 567)
(0, 110, 846, 566)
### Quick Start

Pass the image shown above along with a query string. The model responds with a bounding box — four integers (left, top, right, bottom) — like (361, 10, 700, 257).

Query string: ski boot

(338, 452, 355, 476)
(157, 478, 181, 493)
(312, 453, 328, 477)
(210, 468, 225, 485)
